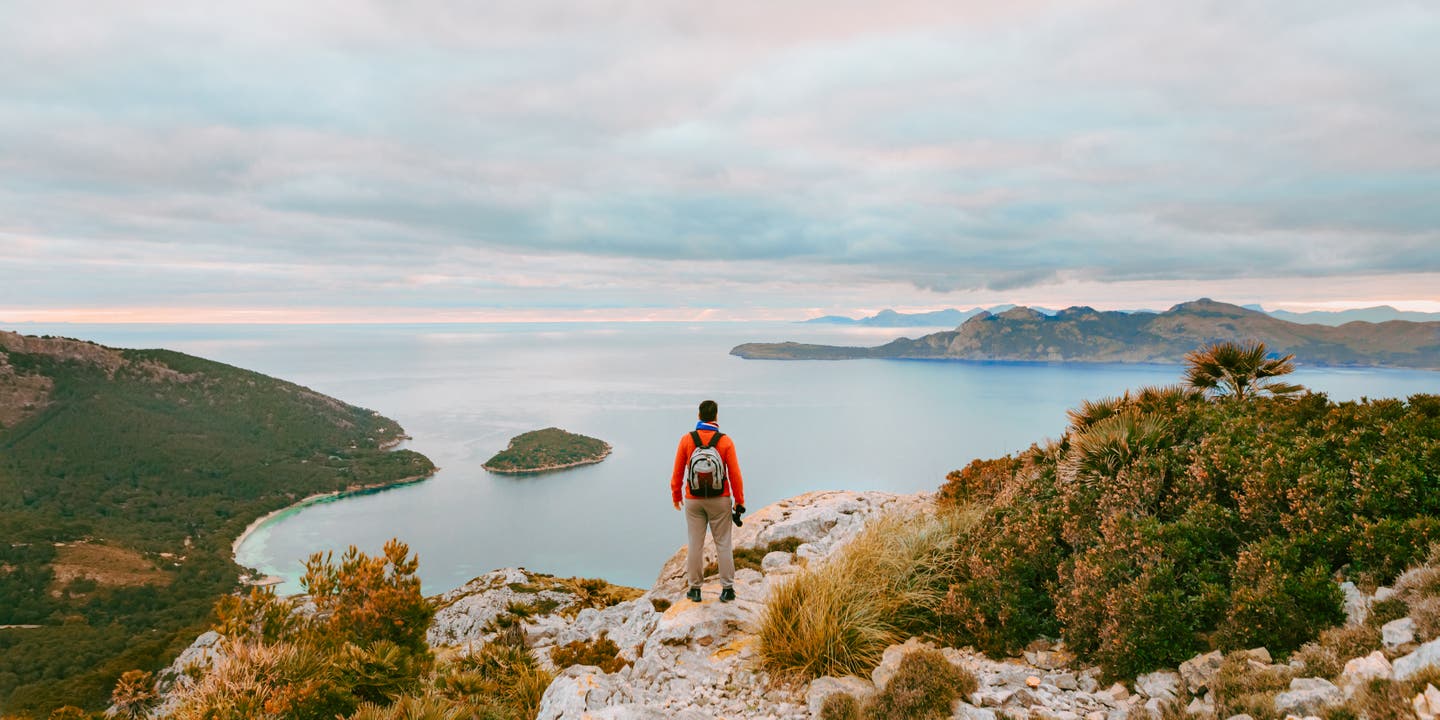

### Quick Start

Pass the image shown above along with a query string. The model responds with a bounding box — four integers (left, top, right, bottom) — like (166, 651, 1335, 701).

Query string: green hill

(483, 427, 611, 474)
(734, 298, 1440, 368)
(0, 330, 435, 715)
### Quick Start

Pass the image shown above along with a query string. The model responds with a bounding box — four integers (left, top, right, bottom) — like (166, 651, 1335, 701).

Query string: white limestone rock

(542, 596, 661, 662)
(142, 630, 226, 718)
(426, 567, 575, 646)
(1136, 671, 1181, 701)
(535, 665, 619, 719)
(761, 551, 794, 572)
(585, 705, 716, 720)
(1396, 639, 1440, 681)
(1273, 678, 1343, 715)
(1179, 650, 1224, 693)
(1340, 581, 1369, 625)
(1340, 651, 1394, 696)
(954, 702, 1000, 720)
(1384, 617, 1417, 649)
(1414, 684, 1440, 720)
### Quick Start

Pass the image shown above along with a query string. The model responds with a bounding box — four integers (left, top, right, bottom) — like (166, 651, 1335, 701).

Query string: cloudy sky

(2, 0, 1437, 322)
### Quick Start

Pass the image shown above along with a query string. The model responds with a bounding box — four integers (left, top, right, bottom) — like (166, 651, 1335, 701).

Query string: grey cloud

(1, 0, 1438, 311)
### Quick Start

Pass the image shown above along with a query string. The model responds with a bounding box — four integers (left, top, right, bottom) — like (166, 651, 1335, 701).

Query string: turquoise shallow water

(16, 322, 1439, 593)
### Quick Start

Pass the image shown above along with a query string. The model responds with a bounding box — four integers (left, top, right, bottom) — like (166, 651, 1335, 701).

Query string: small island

(483, 427, 612, 474)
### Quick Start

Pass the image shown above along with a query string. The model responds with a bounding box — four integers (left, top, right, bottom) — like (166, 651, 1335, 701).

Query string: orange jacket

(671, 427, 744, 506)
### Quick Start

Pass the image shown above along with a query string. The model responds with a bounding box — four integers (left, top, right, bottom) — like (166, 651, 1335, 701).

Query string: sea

(15, 321, 1439, 594)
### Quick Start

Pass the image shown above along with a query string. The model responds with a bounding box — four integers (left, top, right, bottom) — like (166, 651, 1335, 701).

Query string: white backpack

(686, 430, 727, 497)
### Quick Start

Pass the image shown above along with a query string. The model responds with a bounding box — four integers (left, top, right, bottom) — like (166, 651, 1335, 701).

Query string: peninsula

(0, 330, 435, 712)
(735, 298, 1440, 369)
(483, 427, 612, 474)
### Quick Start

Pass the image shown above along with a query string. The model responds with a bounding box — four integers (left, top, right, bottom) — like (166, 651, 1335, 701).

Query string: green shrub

(1214, 540, 1344, 654)
(865, 649, 974, 720)
(1367, 597, 1410, 627)
(820, 693, 862, 720)
(933, 470, 1066, 655)
(1351, 518, 1440, 582)
(333, 641, 425, 706)
(435, 643, 551, 720)
(938, 456, 1022, 507)
(1055, 505, 1233, 676)
(549, 631, 627, 673)
(170, 641, 356, 720)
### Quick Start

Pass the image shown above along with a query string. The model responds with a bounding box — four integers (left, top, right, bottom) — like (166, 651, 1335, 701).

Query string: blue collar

(695, 421, 719, 432)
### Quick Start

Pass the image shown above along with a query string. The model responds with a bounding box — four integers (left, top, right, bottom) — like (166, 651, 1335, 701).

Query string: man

(671, 399, 745, 603)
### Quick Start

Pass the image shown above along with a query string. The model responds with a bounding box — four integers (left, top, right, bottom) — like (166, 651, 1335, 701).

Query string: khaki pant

(685, 496, 734, 590)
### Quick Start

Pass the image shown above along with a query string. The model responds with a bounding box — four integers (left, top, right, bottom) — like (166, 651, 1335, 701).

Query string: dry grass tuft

(1314, 623, 1383, 662)
(757, 508, 978, 680)
(820, 692, 862, 720)
(1210, 651, 1294, 720)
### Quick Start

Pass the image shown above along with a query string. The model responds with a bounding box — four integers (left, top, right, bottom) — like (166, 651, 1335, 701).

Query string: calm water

(15, 322, 1439, 593)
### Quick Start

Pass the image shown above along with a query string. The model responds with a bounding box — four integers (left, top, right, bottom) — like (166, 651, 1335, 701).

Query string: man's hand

(673, 500, 682, 511)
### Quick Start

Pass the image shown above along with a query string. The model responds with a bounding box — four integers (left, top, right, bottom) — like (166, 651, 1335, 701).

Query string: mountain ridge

(737, 299, 1440, 368)
(806, 303, 1440, 328)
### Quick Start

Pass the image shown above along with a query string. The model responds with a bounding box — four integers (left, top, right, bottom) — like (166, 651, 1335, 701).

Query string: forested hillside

(0, 331, 434, 715)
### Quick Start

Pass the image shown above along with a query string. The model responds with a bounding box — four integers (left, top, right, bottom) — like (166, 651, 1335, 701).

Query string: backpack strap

(702, 430, 723, 449)
(690, 431, 702, 449)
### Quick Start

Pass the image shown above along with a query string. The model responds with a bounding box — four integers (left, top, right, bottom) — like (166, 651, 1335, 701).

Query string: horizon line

(4, 298, 1440, 326)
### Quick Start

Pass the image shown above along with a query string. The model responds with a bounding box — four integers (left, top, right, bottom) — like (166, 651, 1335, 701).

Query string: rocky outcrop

(423, 490, 929, 719)
(0, 351, 53, 428)
(0, 330, 126, 375)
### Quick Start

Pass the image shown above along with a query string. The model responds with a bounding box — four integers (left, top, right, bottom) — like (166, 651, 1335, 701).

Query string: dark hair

(698, 399, 718, 422)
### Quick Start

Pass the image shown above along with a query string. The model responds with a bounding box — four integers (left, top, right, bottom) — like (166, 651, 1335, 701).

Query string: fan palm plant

(1183, 341, 1302, 401)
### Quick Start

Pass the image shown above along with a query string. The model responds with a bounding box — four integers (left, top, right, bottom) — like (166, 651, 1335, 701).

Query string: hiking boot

(719, 587, 736, 603)
(686, 587, 702, 603)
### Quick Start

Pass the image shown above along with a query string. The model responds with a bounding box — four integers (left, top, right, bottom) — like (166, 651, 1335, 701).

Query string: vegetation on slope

(163, 541, 547, 720)
(482, 427, 610, 474)
(0, 332, 434, 715)
(762, 341, 1440, 680)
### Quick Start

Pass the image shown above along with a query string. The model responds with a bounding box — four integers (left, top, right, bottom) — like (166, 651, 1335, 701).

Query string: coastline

(483, 443, 612, 475)
(230, 470, 435, 561)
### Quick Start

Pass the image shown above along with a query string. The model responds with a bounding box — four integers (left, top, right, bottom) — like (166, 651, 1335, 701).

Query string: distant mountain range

(807, 304, 1440, 328)
(740, 299, 1440, 368)
(804, 306, 1055, 327)
(1243, 305, 1440, 326)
